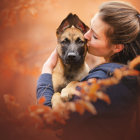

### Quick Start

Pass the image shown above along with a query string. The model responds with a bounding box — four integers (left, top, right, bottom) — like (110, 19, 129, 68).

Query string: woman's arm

(41, 49, 58, 74)
(36, 73, 54, 107)
(75, 63, 138, 115)
(36, 49, 58, 107)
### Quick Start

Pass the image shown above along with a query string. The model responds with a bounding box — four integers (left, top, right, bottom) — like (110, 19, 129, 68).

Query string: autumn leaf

(95, 91, 111, 105)
(75, 101, 85, 115)
(38, 96, 46, 104)
(28, 7, 38, 17)
(129, 56, 140, 70)
(83, 101, 97, 115)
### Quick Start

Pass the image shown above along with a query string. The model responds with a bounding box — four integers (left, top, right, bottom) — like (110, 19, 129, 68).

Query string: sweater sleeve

(93, 77, 138, 116)
(36, 73, 54, 107)
(74, 63, 138, 116)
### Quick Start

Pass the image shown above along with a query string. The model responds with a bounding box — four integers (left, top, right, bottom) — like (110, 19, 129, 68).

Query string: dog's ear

(56, 13, 73, 36)
(56, 13, 89, 36)
(73, 14, 89, 34)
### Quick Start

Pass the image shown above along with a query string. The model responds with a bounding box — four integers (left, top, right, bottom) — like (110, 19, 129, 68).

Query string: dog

(51, 13, 89, 108)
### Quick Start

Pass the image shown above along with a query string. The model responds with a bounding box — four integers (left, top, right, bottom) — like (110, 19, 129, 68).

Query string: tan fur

(51, 14, 89, 108)
(52, 57, 89, 92)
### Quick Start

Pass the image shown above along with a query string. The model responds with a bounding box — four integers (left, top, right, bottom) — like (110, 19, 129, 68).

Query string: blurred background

(0, 0, 140, 110)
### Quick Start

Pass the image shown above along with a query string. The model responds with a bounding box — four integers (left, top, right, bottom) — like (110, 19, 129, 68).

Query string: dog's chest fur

(52, 58, 89, 92)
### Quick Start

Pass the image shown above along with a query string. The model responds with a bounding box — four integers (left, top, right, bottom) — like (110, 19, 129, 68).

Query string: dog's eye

(61, 38, 70, 45)
(76, 37, 85, 45)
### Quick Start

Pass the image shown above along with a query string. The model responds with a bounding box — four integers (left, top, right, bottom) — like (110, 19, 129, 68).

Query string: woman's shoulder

(81, 62, 125, 81)
(89, 62, 125, 73)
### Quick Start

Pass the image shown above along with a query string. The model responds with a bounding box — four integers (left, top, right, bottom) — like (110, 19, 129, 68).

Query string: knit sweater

(36, 63, 139, 140)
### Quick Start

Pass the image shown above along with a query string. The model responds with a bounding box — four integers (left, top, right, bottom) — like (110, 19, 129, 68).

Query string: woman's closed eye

(93, 34, 98, 39)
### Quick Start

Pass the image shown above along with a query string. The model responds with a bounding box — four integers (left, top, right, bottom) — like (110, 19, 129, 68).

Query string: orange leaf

(28, 7, 38, 17)
(29, 105, 38, 112)
(75, 101, 85, 115)
(83, 101, 97, 115)
(129, 56, 140, 69)
(96, 92, 111, 105)
(89, 84, 100, 94)
(38, 96, 46, 104)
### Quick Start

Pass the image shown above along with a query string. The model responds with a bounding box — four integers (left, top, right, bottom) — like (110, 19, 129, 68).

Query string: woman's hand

(41, 49, 58, 74)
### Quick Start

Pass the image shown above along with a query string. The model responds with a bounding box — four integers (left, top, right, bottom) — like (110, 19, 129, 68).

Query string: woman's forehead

(90, 13, 110, 37)
(90, 13, 99, 25)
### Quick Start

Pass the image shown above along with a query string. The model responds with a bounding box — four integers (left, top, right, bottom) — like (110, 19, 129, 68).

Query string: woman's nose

(84, 30, 91, 40)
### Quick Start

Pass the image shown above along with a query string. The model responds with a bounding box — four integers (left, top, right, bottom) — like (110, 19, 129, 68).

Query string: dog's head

(56, 13, 89, 66)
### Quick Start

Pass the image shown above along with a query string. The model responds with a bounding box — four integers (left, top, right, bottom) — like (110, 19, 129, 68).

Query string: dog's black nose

(67, 52, 76, 59)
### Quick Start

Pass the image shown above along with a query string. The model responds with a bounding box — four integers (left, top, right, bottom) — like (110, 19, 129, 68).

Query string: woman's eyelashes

(93, 34, 98, 39)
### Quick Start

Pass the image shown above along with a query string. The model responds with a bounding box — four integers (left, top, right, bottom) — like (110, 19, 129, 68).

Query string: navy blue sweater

(37, 63, 121, 106)
(36, 63, 139, 140)
(36, 63, 138, 111)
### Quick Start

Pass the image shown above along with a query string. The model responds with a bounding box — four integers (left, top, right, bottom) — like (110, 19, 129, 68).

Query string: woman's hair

(99, 1, 140, 64)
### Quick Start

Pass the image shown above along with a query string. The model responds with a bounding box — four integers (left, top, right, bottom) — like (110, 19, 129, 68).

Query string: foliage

(0, 0, 58, 27)
(0, 56, 140, 140)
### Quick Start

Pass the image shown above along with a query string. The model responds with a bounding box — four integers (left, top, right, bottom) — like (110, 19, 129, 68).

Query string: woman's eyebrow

(91, 28, 98, 37)
(90, 21, 98, 36)
(90, 20, 99, 37)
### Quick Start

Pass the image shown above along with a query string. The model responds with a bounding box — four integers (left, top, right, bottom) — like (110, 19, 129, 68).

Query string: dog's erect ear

(56, 13, 73, 36)
(73, 14, 89, 34)
(56, 13, 89, 36)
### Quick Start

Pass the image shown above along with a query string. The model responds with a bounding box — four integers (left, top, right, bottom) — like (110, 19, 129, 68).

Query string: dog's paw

(51, 92, 63, 108)
(61, 88, 73, 102)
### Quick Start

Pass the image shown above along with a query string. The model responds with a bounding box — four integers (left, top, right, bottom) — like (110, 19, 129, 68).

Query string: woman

(37, 1, 140, 140)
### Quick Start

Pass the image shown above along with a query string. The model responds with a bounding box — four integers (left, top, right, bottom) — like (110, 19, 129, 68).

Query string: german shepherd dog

(51, 13, 89, 108)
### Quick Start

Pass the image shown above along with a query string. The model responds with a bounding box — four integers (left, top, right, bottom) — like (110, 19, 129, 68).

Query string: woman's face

(84, 13, 115, 60)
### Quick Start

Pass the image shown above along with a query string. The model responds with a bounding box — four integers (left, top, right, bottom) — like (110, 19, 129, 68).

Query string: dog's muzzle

(66, 52, 79, 64)
(68, 52, 76, 59)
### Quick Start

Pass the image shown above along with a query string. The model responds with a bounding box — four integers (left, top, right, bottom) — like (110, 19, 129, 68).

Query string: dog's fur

(51, 13, 89, 108)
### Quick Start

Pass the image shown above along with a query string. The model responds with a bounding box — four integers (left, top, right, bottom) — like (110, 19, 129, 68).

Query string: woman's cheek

(89, 40, 95, 48)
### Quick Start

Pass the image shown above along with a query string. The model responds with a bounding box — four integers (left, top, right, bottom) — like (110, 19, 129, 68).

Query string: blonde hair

(99, 1, 140, 64)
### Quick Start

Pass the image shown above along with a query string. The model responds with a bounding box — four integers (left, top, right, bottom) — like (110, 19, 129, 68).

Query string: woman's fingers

(41, 49, 58, 74)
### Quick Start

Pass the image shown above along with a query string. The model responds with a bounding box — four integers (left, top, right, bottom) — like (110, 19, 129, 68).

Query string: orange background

(0, 0, 140, 110)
